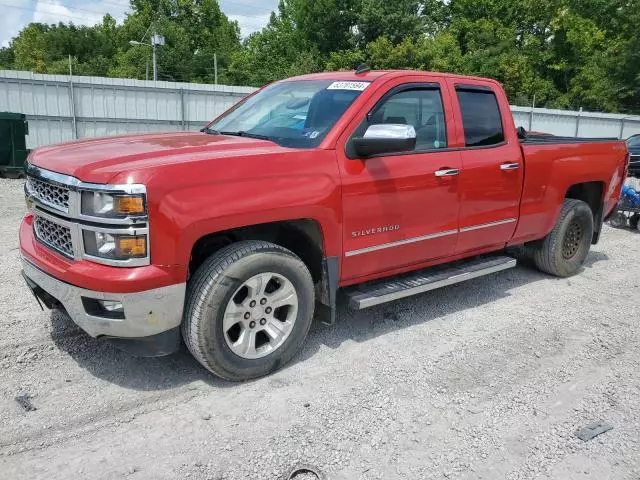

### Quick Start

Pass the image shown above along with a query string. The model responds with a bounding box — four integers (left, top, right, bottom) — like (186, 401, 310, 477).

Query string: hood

(28, 132, 280, 183)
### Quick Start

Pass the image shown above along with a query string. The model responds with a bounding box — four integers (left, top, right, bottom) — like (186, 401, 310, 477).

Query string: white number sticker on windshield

(326, 81, 370, 91)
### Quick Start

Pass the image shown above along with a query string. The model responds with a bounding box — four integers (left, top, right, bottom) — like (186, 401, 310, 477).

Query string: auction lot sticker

(327, 81, 370, 91)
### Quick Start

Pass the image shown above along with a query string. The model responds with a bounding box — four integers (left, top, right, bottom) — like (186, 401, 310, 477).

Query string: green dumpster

(0, 112, 29, 178)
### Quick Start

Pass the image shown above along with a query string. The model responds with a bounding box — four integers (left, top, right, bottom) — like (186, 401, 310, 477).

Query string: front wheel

(531, 199, 594, 277)
(182, 240, 315, 381)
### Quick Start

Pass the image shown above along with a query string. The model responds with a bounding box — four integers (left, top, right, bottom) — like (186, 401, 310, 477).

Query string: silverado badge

(352, 225, 400, 238)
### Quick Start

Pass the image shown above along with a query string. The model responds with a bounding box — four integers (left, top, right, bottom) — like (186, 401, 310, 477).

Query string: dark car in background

(628, 134, 640, 177)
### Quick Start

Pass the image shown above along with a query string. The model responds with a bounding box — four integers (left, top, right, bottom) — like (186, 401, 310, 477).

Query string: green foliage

(0, 0, 638, 113)
(227, 4, 323, 86)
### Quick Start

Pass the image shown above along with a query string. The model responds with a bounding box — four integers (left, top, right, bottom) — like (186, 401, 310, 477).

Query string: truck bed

(510, 136, 628, 246)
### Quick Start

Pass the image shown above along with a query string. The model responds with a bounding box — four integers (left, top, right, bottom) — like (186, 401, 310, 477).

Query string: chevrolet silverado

(20, 70, 629, 380)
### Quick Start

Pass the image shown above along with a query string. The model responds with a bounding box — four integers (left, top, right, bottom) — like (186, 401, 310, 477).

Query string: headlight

(81, 191, 146, 218)
(83, 231, 147, 260)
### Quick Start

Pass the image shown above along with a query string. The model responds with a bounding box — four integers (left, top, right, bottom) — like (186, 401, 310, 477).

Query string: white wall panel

(2, 70, 639, 150)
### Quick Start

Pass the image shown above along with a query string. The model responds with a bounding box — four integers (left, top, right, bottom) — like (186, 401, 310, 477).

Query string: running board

(347, 255, 517, 310)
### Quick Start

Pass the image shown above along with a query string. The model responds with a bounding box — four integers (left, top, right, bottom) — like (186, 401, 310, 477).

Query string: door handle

(500, 162, 520, 170)
(434, 168, 460, 177)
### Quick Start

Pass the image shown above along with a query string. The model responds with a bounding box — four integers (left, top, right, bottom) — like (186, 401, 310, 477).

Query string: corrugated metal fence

(511, 106, 640, 139)
(1, 70, 640, 149)
(0, 70, 254, 149)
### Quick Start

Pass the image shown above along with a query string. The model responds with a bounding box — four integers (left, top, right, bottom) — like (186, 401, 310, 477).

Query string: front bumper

(21, 255, 186, 356)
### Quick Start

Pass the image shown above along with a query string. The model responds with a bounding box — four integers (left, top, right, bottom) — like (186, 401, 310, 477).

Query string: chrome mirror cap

(363, 124, 416, 140)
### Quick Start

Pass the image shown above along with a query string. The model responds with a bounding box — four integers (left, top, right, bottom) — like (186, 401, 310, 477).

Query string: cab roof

(284, 69, 502, 87)
(285, 70, 393, 82)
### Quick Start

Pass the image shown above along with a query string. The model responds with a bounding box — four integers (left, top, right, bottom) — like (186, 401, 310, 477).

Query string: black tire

(609, 211, 627, 229)
(531, 199, 594, 277)
(182, 240, 315, 381)
(629, 214, 639, 230)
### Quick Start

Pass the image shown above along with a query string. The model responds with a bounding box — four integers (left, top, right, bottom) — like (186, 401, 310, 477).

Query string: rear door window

(455, 87, 504, 147)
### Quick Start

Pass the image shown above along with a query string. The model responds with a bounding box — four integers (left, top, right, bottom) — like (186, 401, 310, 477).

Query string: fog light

(82, 297, 125, 319)
(98, 300, 123, 313)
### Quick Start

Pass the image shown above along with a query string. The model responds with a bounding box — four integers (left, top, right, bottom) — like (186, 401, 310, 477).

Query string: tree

(356, 0, 431, 45)
(287, 0, 358, 54)
(227, 2, 323, 86)
(0, 0, 638, 114)
(0, 46, 14, 69)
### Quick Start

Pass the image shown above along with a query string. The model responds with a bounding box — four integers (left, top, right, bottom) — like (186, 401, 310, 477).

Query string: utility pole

(529, 94, 536, 131)
(214, 52, 218, 85)
(68, 54, 78, 139)
(152, 35, 157, 82)
(130, 33, 164, 84)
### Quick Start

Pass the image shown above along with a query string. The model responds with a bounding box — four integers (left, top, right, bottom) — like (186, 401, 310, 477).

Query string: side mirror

(352, 124, 417, 158)
(516, 126, 528, 140)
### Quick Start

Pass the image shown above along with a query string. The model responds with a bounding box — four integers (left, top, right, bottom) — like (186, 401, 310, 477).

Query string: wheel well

(565, 181, 605, 244)
(189, 219, 325, 284)
(565, 181, 604, 217)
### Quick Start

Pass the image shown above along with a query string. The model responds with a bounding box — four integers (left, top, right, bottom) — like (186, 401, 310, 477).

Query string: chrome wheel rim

(223, 272, 298, 359)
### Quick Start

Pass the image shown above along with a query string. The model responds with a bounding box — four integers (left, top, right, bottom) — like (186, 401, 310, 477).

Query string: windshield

(205, 80, 370, 148)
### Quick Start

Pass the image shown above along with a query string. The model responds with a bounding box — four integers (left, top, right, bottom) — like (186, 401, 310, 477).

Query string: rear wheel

(182, 240, 315, 381)
(530, 199, 594, 277)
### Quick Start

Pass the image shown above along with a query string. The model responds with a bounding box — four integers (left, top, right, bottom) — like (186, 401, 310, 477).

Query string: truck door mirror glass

(352, 124, 417, 158)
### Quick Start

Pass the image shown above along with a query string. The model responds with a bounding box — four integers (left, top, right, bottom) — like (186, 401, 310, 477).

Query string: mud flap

(317, 256, 339, 325)
(592, 202, 605, 244)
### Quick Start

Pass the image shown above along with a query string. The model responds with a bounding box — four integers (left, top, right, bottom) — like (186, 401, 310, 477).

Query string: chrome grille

(26, 176, 70, 212)
(34, 215, 73, 258)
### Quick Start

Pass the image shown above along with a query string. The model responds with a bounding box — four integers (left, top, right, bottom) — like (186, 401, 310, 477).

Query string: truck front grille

(34, 215, 73, 258)
(27, 176, 70, 213)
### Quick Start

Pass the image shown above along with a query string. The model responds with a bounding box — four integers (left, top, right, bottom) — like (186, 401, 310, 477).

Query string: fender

(107, 147, 344, 281)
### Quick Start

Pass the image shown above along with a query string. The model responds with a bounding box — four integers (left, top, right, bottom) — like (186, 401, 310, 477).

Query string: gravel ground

(1, 177, 640, 480)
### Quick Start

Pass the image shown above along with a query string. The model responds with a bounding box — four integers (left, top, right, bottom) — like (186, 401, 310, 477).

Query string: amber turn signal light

(115, 236, 147, 257)
(114, 195, 145, 215)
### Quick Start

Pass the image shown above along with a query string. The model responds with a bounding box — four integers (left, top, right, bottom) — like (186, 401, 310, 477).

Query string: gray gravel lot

(1, 177, 639, 480)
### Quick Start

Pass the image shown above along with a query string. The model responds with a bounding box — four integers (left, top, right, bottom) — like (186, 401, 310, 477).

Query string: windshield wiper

(200, 126, 220, 135)
(220, 131, 273, 141)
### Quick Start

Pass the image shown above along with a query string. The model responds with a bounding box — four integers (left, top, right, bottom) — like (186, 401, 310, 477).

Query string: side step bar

(347, 255, 517, 309)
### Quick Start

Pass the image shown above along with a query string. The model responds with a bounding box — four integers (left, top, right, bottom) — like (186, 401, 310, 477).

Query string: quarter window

(456, 88, 504, 147)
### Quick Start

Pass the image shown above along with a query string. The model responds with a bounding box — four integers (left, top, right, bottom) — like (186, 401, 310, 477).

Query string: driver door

(336, 78, 462, 281)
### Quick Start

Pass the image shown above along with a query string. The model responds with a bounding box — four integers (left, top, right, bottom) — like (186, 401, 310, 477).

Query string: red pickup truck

(20, 70, 628, 380)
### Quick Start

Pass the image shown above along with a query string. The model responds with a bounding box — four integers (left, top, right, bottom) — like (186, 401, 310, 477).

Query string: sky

(0, 0, 279, 48)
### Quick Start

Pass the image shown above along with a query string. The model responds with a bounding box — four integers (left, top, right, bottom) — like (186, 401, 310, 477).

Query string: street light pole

(129, 34, 164, 84)
(152, 41, 157, 82)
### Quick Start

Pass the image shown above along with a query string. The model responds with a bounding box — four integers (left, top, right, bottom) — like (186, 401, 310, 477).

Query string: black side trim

(455, 84, 493, 92)
(521, 134, 619, 145)
(355, 140, 509, 160)
(100, 326, 182, 357)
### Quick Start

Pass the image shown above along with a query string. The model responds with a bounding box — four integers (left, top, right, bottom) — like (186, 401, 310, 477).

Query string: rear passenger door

(448, 82, 524, 254)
